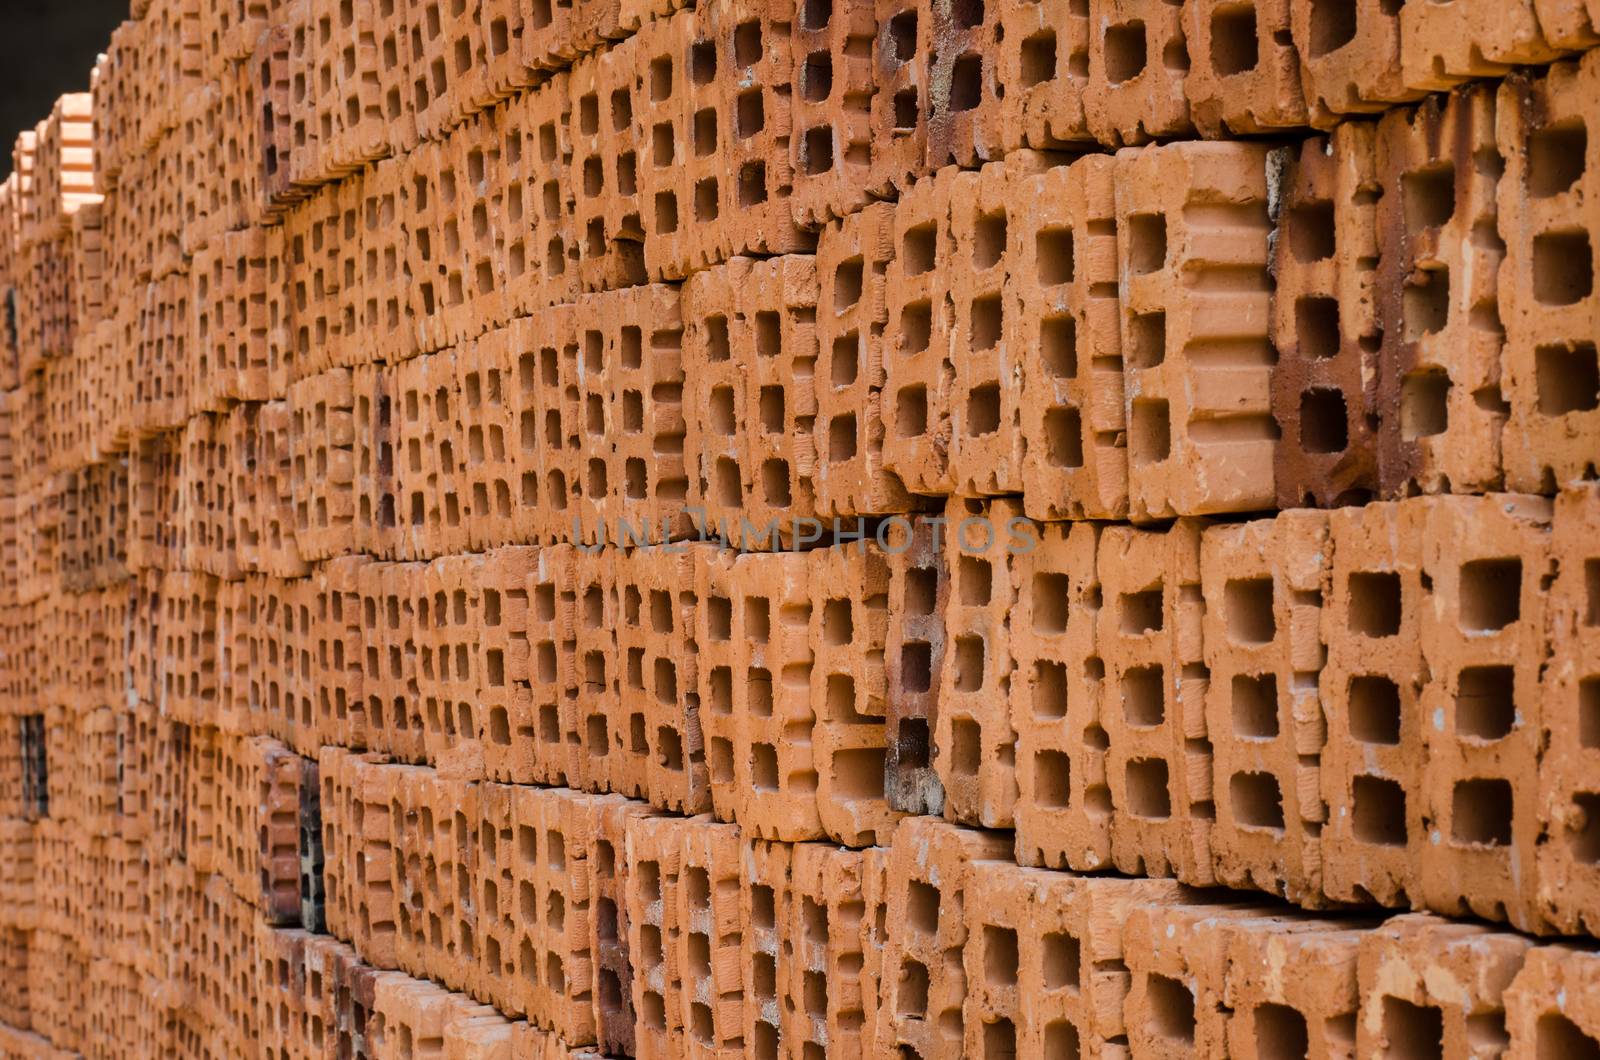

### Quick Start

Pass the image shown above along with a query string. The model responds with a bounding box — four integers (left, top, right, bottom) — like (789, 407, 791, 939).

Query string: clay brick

(866, 0, 930, 197)
(215, 734, 304, 925)
(684, 255, 820, 549)
(1400, 0, 1560, 93)
(571, 547, 622, 796)
(740, 837, 791, 1059)
(810, 541, 903, 847)
(179, 80, 225, 259)
(1504, 944, 1600, 1054)
(1356, 914, 1533, 1057)
(625, 813, 744, 1060)
(371, 971, 497, 1060)
(1373, 85, 1504, 498)
(1318, 499, 1428, 909)
(589, 795, 661, 1056)
(1097, 519, 1212, 885)
(1269, 122, 1382, 508)
(878, 816, 1010, 1058)
(814, 201, 919, 518)
(24, 94, 98, 247)
(884, 517, 947, 816)
(936, 498, 1024, 829)
(997, 0, 1093, 150)
(1182, 0, 1306, 136)
(416, 553, 489, 778)
(393, 350, 469, 558)
(452, 332, 520, 552)
(926, 0, 1004, 170)
(784, 842, 878, 1058)
(965, 861, 1185, 1058)
(313, 555, 371, 750)
(789, 0, 876, 226)
(415, 115, 508, 349)
(1010, 520, 1108, 871)
(356, 157, 418, 372)
(391, 767, 479, 992)
(1415, 494, 1551, 930)
(1537, 485, 1600, 936)
(567, 36, 648, 293)
(323, 748, 401, 969)
(1084, 0, 1193, 145)
(1012, 152, 1126, 521)
(309, 0, 394, 179)
(614, 544, 713, 813)
(1116, 141, 1276, 520)
(91, 22, 145, 193)
(404, 0, 489, 145)
(290, 367, 358, 562)
(1496, 54, 1600, 493)
(498, 76, 581, 318)
(501, 308, 574, 547)
(1201, 512, 1328, 905)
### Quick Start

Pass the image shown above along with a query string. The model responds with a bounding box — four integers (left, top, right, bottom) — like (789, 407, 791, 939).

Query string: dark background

(0, 0, 127, 177)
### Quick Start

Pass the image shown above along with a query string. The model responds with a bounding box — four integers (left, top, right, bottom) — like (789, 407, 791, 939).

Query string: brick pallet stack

(0, 0, 1598, 1055)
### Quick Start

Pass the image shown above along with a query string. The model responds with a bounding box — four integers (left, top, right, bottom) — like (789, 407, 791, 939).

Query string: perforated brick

(884, 516, 947, 817)
(1084, 0, 1193, 144)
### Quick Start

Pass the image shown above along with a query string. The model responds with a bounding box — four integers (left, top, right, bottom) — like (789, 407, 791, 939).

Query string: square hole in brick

(1226, 577, 1275, 644)
(1021, 29, 1058, 85)
(1402, 164, 1455, 234)
(1230, 770, 1285, 830)
(902, 640, 933, 693)
(1582, 677, 1600, 748)
(1456, 665, 1515, 741)
(1254, 1003, 1308, 1060)
(1130, 399, 1171, 465)
(1034, 749, 1071, 807)
(1347, 571, 1401, 637)
(1299, 387, 1349, 453)
(899, 957, 930, 1016)
(1352, 774, 1407, 846)
(709, 667, 732, 715)
(1452, 777, 1512, 846)
(1528, 121, 1587, 198)
(709, 385, 737, 434)
(1045, 406, 1085, 468)
(1459, 558, 1521, 632)
(1127, 212, 1165, 273)
(1534, 231, 1594, 306)
(654, 192, 678, 234)
(983, 925, 1020, 986)
(970, 296, 1003, 351)
(834, 257, 864, 307)
(1568, 792, 1600, 864)
(955, 636, 986, 692)
(750, 668, 773, 716)
(804, 126, 834, 175)
(894, 89, 919, 130)
(737, 90, 765, 138)
(1402, 269, 1450, 340)
(889, 10, 918, 62)
(829, 414, 858, 461)
(903, 223, 936, 275)
(959, 557, 994, 606)
(1120, 587, 1163, 635)
(1209, 4, 1258, 75)
(1535, 343, 1600, 415)
(1041, 932, 1081, 990)
(1128, 311, 1166, 368)
(692, 108, 718, 158)
(1400, 368, 1450, 440)
(1289, 201, 1335, 262)
(1307, 0, 1355, 54)
(734, 20, 763, 64)
(752, 743, 779, 791)
(759, 386, 785, 433)
(967, 383, 1001, 434)
(950, 714, 982, 774)
(695, 178, 720, 222)
(1348, 674, 1401, 744)
(824, 598, 854, 645)
(907, 878, 940, 933)
(1126, 756, 1171, 818)
(900, 301, 933, 354)
(1041, 315, 1077, 377)
(1148, 973, 1196, 1043)
(1034, 226, 1074, 285)
(1383, 997, 1443, 1059)
(898, 717, 931, 768)
(1104, 21, 1148, 84)
(761, 459, 792, 506)
(983, 1019, 1017, 1060)
(1294, 295, 1340, 359)
(948, 53, 983, 111)
(1120, 669, 1171, 726)
(896, 385, 929, 437)
(974, 211, 1007, 269)
(1031, 572, 1071, 634)
(1231, 673, 1278, 738)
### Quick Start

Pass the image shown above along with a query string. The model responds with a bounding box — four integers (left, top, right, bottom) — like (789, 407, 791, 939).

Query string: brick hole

(752, 883, 776, 927)
(586, 714, 608, 755)
(1035, 227, 1074, 285)
(803, 896, 829, 942)
(747, 597, 772, 641)
(1230, 770, 1285, 830)
(898, 717, 932, 767)
(1528, 121, 1586, 198)
(1132, 398, 1171, 464)
(695, 178, 720, 221)
(1231, 673, 1279, 738)
(1127, 213, 1166, 273)
(1571, 792, 1600, 865)
(831, 335, 861, 388)
(1040, 315, 1079, 377)
(1346, 571, 1401, 637)
(753, 1023, 779, 1060)
(902, 641, 933, 692)
(1456, 665, 1515, 740)
(984, 1018, 1017, 1060)
(889, 10, 918, 61)
(907, 878, 940, 932)
(1533, 231, 1594, 305)
(1126, 757, 1171, 818)
(1288, 200, 1335, 261)
(1147, 974, 1195, 1043)
(1035, 750, 1071, 806)
(1120, 587, 1163, 635)
(709, 666, 733, 714)
(690, 1002, 715, 1044)
(692, 108, 718, 157)
(829, 413, 859, 461)
(737, 90, 765, 137)
(1021, 31, 1058, 86)
(1044, 406, 1086, 468)
(824, 598, 854, 644)
(804, 52, 833, 101)
(974, 211, 1007, 269)
(735, 21, 763, 65)
(649, 57, 672, 100)
(958, 557, 994, 606)
(802, 969, 829, 1017)
(1104, 21, 1147, 83)
(955, 637, 986, 691)
(1295, 295, 1340, 358)
(750, 668, 774, 716)
(631, 712, 649, 753)
(758, 386, 786, 433)
(967, 383, 1002, 433)
(1402, 165, 1455, 234)
(1399, 367, 1450, 439)
(1459, 558, 1521, 631)
(752, 743, 779, 790)
(709, 737, 734, 780)
(1452, 777, 1512, 845)
(1535, 342, 1600, 416)
(945, 716, 983, 779)
(689, 39, 716, 85)
(654, 192, 678, 234)
(1538, 1014, 1600, 1058)
(641, 990, 667, 1029)
(1403, 267, 1450, 340)
(1383, 997, 1443, 1060)
(955, 0, 985, 27)
(599, 967, 623, 1010)
(1045, 1021, 1081, 1058)
(892, 88, 920, 130)
(897, 385, 929, 437)
(1209, 4, 1258, 74)
(1226, 577, 1276, 643)
(804, 126, 835, 174)
(1352, 774, 1406, 846)
(761, 459, 792, 505)
(1253, 1003, 1308, 1060)
(1581, 677, 1600, 747)
(948, 54, 983, 111)
(1349, 675, 1401, 744)
(899, 958, 930, 1015)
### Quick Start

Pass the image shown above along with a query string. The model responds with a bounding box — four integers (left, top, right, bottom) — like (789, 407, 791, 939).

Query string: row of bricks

(4, 483, 1599, 935)
(11, 55, 1599, 567)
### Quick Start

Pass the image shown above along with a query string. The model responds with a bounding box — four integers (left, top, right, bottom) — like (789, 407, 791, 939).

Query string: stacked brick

(3, 0, 1600, 1056)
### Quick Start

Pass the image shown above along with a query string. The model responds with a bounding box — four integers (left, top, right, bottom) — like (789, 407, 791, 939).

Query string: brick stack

(2, 0, 1600, 1056)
